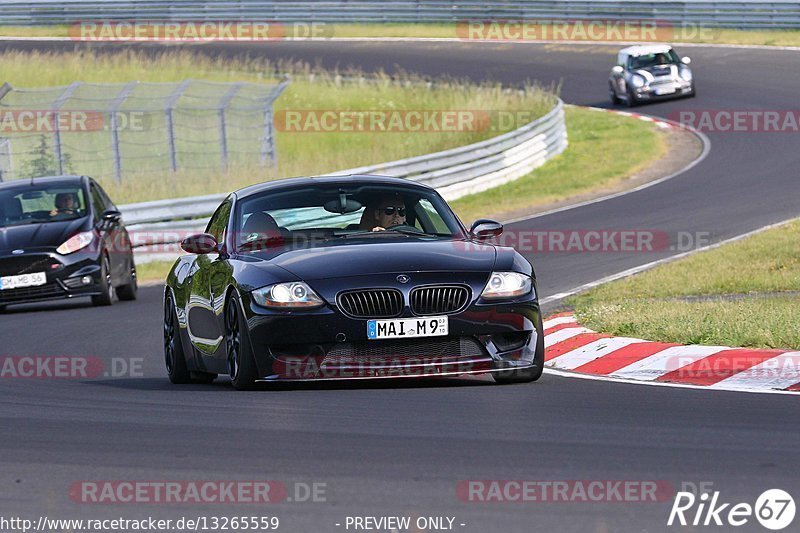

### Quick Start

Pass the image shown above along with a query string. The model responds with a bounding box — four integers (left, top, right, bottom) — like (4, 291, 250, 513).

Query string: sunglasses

(381, 206, 406, 217)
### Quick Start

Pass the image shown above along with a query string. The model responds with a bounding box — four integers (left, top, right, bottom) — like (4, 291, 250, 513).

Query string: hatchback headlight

(252, 282, 324, 309)
(630, 74, 646, 88)
(481, 272, 533, 300)
(56, 231, 94, 255)
(679, 66, 693, 81)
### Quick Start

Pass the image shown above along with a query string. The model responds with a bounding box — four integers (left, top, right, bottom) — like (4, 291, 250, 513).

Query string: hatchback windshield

(629, 49, 680, 69)
(0, 184, 88, 228)
(235, 184, 465, 249)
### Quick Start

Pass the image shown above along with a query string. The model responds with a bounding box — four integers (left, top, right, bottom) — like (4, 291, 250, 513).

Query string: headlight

(56, 231, 94, 255)
(679, 66, 693, 81)
(252, 282, 324, 309)
(481, 272, 533, 300)
(630, 74, 646, 88)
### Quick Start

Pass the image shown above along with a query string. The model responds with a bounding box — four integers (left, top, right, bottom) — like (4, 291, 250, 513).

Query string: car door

(88, 181, 122, 283)
(93, 180, 131, 284)
(187, 198, 233, 359)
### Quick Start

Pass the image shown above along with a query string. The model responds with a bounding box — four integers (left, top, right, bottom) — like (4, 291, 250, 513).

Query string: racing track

(1, 40, 799, 532)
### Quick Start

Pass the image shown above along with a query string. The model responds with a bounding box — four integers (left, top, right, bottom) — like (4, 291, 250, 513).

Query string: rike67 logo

(668, 488, 795, 530)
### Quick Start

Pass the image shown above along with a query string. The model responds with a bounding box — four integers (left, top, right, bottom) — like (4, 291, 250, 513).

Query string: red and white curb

(586, 106, 675, 129)
(543, 314, 800, 394)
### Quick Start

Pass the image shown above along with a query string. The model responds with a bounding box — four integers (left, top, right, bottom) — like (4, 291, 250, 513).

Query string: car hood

(634, 64, 680, 81)
(0, 218, 89, 253)
(240, 238, 497, 280)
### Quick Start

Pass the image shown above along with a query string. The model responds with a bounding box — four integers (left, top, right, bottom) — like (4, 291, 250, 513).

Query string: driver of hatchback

(370, 195, 406, 232)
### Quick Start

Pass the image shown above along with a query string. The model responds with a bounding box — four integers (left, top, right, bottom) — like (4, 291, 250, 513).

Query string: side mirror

(470, 219, 503, 240)
(611, 65, 624, 75)
(681, 56, 692, 65)
(181, 233, 218, 254)
(101, 209, 122, 223)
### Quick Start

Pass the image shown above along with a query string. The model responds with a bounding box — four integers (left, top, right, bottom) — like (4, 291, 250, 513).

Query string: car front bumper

(0, 249, 106, 307)
(634, 79, 694, 101)
(239, 284, 542, 381)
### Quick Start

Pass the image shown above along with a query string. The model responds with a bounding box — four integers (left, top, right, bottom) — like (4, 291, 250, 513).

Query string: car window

(205, 199, 232, 244)
(235, 184, 464, 249)
(90, 184, 107, 221)
(628, 50, 680, 70)
(0, 184, 88, 227)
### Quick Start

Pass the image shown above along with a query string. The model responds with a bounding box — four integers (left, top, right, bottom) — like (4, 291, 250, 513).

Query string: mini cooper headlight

(56, 231, 95, 255)
(679, 65, 693, 81)
(481, 272, 533, 300)
(252, 282, 324, 309)
(630, 74, 646, 88)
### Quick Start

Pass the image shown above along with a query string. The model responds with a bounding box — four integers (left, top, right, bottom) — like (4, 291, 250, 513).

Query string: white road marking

(710, 352, 800, 391)
(544, 327, 593, 348)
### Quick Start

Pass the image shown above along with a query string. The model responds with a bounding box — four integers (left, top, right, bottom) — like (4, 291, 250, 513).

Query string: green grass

(450, 106, 666, 224)
(136, 260, 175, 284)
(569, 220, 800, 349)
(3, 23, 800, 47)
(0, 49, 556, 203)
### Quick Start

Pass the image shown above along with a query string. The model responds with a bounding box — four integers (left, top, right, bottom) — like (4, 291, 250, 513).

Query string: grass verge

(2, 23, 800, 47)
(569, 220, 800, 349)
(450, 106, 667, 224)
(0, 49, 555, 203)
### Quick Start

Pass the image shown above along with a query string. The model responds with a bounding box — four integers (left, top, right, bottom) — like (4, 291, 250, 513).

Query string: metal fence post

(217, 82, 243, 171)
(109, 81, 138, 183)
(165, 80, 190, 173)
(260, 77, 290, 167)
(0, 84, 11, 181)
(52, 82, 81, 175)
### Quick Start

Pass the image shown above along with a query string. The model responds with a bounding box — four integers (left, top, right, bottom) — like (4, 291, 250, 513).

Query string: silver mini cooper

(609, 44, 695, 106)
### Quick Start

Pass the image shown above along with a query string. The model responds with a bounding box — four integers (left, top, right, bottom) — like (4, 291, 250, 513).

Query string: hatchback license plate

(367, 316, 448, 340)
(0, 271, 47, 290)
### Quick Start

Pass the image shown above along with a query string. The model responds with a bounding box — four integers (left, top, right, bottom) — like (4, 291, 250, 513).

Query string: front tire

(116, 259, 138, 301)
(226, 293, 259, 390)
(609, 82, 621, 105)
(493, 321, 545, 384)
(164, 293, 191, 384)
(91, 255, 114, 306)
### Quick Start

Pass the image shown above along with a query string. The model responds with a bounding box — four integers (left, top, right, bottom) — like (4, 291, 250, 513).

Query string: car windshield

(235, 183, 465, 250)
(0, 183, 88, 228)
(629, 49, 680, 69)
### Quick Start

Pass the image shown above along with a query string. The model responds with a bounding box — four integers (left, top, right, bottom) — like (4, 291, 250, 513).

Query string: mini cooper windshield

(236, 184, 465, 250)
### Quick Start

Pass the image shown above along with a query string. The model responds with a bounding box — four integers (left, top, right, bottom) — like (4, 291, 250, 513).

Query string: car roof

(0, 175, 88, 190)
(233, 174, 434, 200)
(619, 44, 674, 57)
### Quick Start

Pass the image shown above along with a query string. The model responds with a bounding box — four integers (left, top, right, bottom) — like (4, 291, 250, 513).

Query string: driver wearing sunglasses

(371, 196, 407, 232)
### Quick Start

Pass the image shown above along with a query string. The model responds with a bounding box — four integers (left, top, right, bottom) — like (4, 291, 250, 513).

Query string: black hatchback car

(164, 175, 544, 389)
(0, 175, 137, 310)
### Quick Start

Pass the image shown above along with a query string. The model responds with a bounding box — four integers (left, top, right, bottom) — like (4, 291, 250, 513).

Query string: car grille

(410, 285, 470, 316)
(0, 283, 64, 303)
(0, 254, 61, 277)
(337, 289, 403, 318)
(322, 336, 488, 365)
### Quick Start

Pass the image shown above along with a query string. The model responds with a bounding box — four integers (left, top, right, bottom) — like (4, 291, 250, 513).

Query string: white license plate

(654, 87, 676, 95)
(0, 271, 47, 290)
(367, 316, 448, 340)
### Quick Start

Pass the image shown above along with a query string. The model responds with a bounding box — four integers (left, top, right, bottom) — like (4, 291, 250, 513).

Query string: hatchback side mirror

(101, 209, 122, 223)
(181, 233, 218, 254)
(681, 56, 692, 65)
(470, 219, 503, 240)
(611, 65, 624, 75)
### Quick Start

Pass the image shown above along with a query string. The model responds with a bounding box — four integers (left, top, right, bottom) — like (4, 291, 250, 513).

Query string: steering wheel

(386, 224, 424, 234)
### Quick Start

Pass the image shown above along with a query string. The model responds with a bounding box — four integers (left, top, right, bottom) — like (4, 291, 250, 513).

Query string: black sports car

(0, 175, 137, 310)
(164, 175, 544, 389)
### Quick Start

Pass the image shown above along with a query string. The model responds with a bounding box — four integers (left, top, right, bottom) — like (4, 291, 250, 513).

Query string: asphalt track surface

(1, 40, 799, 532)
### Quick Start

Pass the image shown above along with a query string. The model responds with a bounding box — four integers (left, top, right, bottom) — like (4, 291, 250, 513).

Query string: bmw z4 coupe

(164, 175, 544, 389)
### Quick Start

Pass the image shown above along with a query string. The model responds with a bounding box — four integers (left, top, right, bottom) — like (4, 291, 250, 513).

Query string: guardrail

(121, 99, 567, 262)
(1, 0, 799, 29)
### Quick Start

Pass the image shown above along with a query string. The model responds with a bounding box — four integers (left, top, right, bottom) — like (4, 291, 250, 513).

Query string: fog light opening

(81, 276, 93, 286)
